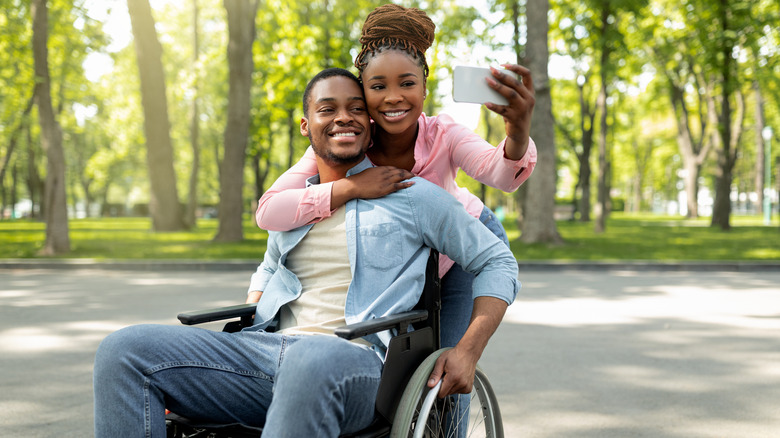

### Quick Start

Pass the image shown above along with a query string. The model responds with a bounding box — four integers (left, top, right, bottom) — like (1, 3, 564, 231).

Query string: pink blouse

(255, 113, 537, 273)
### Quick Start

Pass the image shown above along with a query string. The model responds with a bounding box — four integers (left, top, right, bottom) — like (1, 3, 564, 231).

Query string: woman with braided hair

(255, 1, 536, 398)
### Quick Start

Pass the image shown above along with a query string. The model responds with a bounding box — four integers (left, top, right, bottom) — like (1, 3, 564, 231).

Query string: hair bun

(360, 4, 435, 54)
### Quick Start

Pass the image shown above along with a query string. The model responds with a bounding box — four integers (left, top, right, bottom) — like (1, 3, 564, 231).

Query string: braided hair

(354, 4, 436, 79)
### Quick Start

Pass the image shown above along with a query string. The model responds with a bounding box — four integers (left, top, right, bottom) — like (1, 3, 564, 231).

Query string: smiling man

(93, 68, 519, 438)
(300, 70, 369, 166)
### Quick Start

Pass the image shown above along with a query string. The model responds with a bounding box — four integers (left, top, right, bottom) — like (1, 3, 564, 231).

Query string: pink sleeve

(255, 147, 334, 231)
(446, 120, 537, 192)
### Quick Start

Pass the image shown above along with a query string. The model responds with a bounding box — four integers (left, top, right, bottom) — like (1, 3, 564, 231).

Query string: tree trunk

(754, 80, 765, 215)
(666, 77, 713, 219)
(511, 0, 522, 61)
(26, 124, 42, 219)
(510, 0, 526, 226)
(72, 132, 93, 218)
(480, 107, 494, 204)
(519, 0, 563, 245)
(128, 0, 185, 231)
(252, 127, 273, 204)
(673, 85, 700, 218)
(0, 91, 35, 190)
(10, 164, 19, 218)
(594, 7, 610, 234)
(214, 0, 258, 242)
(629, 135, 644, 213)
(32, 0, 70, 255)
(711, 163, 732, 229)
(321, 0, 332, 68)
(776, 156, 780, 232)
(78, 173, 94, 218)
(577, 83, 594, 222)
(711, 1, 738, 230)
(595, 94, 609, 234)
(250, 151, 262, 209)
(1, 133, 19, 210)
(578, 139, 593, 221)
(99, 177, 112, 217)
(186, 0, 201, 229)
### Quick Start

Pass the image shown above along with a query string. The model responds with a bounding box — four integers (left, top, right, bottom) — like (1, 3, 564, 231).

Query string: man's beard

(309, 135, 365, 165)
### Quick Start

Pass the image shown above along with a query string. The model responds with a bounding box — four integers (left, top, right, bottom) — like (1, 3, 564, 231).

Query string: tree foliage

(0, 0, 778, 251)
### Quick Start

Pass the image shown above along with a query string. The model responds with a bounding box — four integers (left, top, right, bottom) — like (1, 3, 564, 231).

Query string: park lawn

(0, 213, 778, 261)
(505, 213, 780, 261)
(0, 217, 269, 261)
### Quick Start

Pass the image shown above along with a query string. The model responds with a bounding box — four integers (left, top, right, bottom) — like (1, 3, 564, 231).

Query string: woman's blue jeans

(440, 205, 510, 349)
(440, 206, 510, 436)
(93, 324, 383, 437)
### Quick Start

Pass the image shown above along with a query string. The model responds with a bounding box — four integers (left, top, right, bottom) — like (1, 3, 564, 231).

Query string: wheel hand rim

(413, 380, 442, 438)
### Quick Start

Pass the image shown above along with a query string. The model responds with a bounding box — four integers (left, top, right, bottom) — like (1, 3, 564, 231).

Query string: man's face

(301, 76, 371, 166)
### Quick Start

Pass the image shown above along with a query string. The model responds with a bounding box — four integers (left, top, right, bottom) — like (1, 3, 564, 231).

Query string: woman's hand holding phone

(452, 64, 535, 161)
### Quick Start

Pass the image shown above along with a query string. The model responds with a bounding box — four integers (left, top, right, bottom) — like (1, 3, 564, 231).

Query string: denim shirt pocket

(357, 222, 403, 271)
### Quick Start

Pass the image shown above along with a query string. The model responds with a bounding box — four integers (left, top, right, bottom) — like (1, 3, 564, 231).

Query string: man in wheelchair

(93, 68, 519, 437)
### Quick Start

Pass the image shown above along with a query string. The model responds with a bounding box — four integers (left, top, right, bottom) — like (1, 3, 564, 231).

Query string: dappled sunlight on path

(482, 270, 780, 438)
(1, 267, 778, 437)
(0, 269, 247, 437)
(508, 271, 780, 330)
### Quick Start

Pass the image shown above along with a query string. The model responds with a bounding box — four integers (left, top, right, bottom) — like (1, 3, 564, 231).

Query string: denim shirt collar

(304, 156, 373, 187)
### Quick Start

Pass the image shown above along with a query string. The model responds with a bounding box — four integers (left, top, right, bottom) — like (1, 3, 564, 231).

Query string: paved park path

(1, 266, 779, 437)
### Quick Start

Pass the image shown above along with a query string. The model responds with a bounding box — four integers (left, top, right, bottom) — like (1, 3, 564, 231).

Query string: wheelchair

(166, 251, 504, 438)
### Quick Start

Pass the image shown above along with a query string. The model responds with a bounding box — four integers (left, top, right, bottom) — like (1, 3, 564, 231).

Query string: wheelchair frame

(166, 251, 503, 438)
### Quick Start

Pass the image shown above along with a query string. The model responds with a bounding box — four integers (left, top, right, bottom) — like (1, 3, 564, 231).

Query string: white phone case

(452, 65, 513, 105)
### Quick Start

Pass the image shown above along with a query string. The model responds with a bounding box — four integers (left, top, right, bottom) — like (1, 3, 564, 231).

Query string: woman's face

(361, 50, 426, 138)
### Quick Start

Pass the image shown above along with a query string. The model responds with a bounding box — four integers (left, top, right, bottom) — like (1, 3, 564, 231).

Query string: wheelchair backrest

(375, 248, 441, 422)
(412, 249, 442, 350)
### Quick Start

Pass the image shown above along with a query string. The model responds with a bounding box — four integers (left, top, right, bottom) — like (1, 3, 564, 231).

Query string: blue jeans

(93, 324, 383, 437)
(439, 206, 510, 436)
(440, 205, 510, 349)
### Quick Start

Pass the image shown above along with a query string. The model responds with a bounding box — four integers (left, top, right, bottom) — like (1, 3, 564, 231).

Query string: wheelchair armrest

(334, 309, 428, 341)
(177, 303, 257, 326)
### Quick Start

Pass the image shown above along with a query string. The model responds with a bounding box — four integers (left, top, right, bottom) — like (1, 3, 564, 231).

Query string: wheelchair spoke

(466, 388, 488, 438)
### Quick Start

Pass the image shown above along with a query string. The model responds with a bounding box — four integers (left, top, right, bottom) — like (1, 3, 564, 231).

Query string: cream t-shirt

(278, 207, 369, 346)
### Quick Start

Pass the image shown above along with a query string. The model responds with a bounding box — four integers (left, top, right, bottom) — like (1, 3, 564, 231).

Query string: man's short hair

(302, 68, 363, 118)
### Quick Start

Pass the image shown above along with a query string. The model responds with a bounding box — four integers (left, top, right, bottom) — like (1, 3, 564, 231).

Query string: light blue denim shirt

(248, 157, 519, 350)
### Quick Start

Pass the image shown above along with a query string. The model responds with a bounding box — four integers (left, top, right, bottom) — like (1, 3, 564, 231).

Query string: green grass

(505, 213, 780, 261)
(1, 213, 778, 261)
(0, 217, 268, 260)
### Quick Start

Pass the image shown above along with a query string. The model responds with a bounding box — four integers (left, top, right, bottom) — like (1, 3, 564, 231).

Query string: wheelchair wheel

(390, 348, 503, 438)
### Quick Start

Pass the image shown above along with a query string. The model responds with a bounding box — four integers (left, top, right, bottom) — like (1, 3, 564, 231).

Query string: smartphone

(452, 65, 514, 106)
